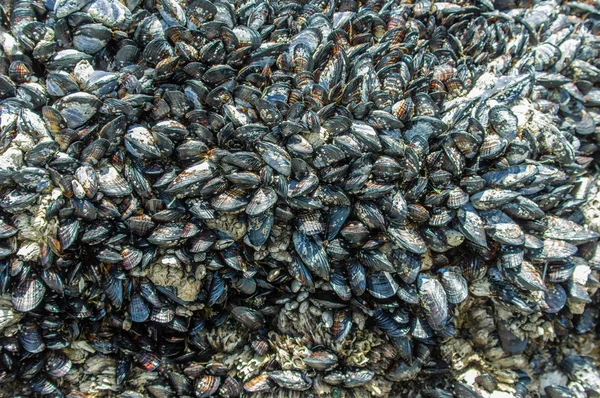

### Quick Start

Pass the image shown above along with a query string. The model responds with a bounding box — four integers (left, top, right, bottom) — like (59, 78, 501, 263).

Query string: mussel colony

(0, 0, 600, 396)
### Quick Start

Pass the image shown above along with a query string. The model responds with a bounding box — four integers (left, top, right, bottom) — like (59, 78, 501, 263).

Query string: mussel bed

(0, 0, 599, 397)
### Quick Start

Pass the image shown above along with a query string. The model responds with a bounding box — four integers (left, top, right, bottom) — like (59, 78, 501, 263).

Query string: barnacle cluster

(0, 0, 598, 396)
